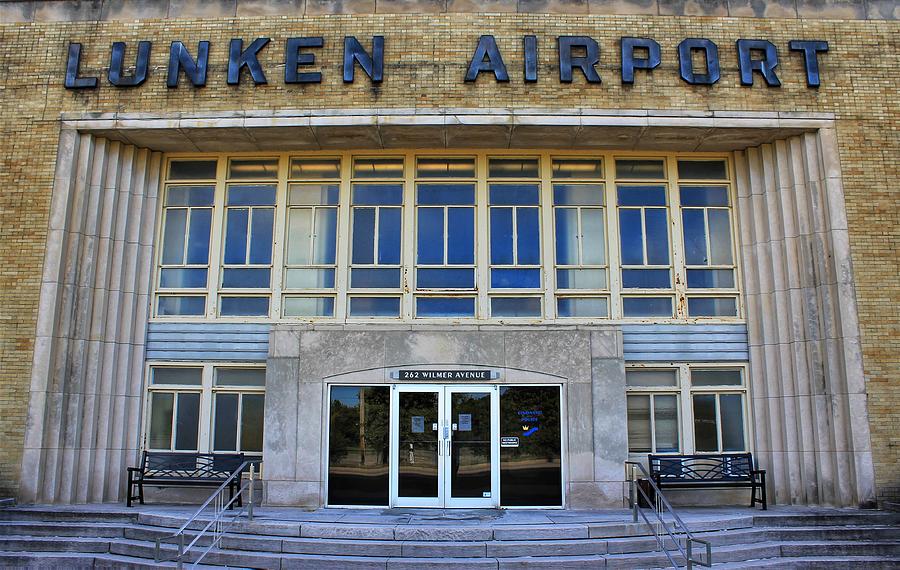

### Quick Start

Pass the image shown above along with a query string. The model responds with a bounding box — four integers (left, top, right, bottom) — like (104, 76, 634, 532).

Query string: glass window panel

(617, 185, 667, 206)
(644, 209, 670, 265)
(416, 296, 476, 317)
(161, 209, 187, 265)
(328, 386, 390, 506)
(622, 269, 671, 289)
(186, 209, 212, 264)
(687, 269, 735, 289)
(222, 268, 270, 288)
(249, 209, 274, 264)
(290, 158, 341, 179)
(692, 394, 718, 452)
(227, 185, 276, 206)
(152, 368, 203, 385)
(416, 158, 476, 179)
(223, 209, 249, 264)
(552, 158, 602, 179)
(168, 160, 217, 180)
(351, 268, 401, 288)
(491, 268, 541, 289)
(517, 208, 541, 265)
(554, 208, 578, 266)
(581, 209, 606, 265)
(626, 395, 652, 453)
(289, 183, 339, 205)
(626, 370, 678, 387)
(688, 297, 738, 317)
(491, 297, 541, 317)
(286, 209, 313, 266)
(447, 208, 475, 265)
(241, 394, 265, 452)
(160, 268, 207, 289)
(618, 209, 644, 265)
(708, 209, 733, 265)
(378, 209, 402, 264)
(490, 208, 514, 265)
(720, 394, 745, 452)
(216, 368, 266, 386)
(556, 269, 607, 290)
(557, 297, 608, 317)
(156, 296, 205, 316)
(692, 369, 743, 386)
(284, 268, 336, 289)
(220, 296, 269, 316)
(616, 159, 665, 179)
(622, 297, 673, 317)
(489, 184, 540, 205)
(553, 183, 604, 205)
(680, 186, 729, 207)
(353, 157, 404, 179)
(489, 158, 539, 178)
(351, 208, 376, 264)
(417, 268, 475, 289)
(314, 208, 338, 265)
(349, 297, 401, 317)
(149, 392, 174, 449)
(417, 208, 444, 265)
(682, 209, 709, 265)
(352, 183, 403, 205)
(174, 392, 201, 451)
(228, 158, 278, 179)
(213, 393, 239, 451)
(678, 160, 727, 180)
(654, 395, 680, 453)
(417, 183, 475, 205)
(284, 296, 335, 317)
(166, 185, 214, 206)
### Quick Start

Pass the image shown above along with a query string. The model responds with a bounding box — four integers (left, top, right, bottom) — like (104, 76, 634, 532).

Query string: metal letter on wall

(108, 41, 151, 87)
(558, 36, 601, 83)
(789, 40, 829, 88)
(167, 41, 209, 88)
(228, 37, 271, 85)
(736, 39, 781, 87)
(64, 43, 99, 89)
(620, 37, 661, 84)
(678, 38, 720, 85)
(524, 35, 538, 83)
(343, 36, 384, 83)
(285, 37, 324, 84)
(464, 35, 510, 82)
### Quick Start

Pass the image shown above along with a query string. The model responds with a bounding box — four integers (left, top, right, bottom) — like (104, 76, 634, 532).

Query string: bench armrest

(752, 469, 766, 475)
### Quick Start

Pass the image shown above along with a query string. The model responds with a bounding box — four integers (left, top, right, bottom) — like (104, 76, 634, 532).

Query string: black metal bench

(126, 451, 245, 508)
(649, 453, 767, 510)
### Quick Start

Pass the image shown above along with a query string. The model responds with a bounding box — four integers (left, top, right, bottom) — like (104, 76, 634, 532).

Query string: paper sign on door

(411, 416, 425, 433)
(458, 414, 472, 431)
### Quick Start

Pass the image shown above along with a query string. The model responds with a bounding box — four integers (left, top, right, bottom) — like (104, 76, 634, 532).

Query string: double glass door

(391, 385, 499, 508)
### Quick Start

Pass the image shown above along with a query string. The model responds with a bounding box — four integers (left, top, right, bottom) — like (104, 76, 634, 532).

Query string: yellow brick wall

(0, 14, 896, 500)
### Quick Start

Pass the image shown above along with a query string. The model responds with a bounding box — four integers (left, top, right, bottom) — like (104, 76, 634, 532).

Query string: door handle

(438, 440, 442, 456)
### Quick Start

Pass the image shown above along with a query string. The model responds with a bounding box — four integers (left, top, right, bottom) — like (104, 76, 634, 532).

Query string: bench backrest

(649, 453, 754, 482)
(141, 451, 245, 479)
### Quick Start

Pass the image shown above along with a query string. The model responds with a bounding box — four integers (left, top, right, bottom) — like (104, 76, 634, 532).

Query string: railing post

(687, 538, 693, 570)
(248, 464, 255, 521)
(630, 464, 638, 523)
(177, 532, 185, 570)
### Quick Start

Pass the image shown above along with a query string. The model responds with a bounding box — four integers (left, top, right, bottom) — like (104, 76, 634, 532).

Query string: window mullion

(335, 153, 352, 321)
(605, 154, 622, 319)
(540, 154, 555, 319)
(401, 152, 414, 319)
(270, 155, 289, 320)
(667, 158, 687, 318)
(476, 154, 489, 319)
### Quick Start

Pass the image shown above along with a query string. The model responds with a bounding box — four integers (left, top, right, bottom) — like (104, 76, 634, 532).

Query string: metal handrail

(154, 460, 260, 569)
(624, 461, 712, 569)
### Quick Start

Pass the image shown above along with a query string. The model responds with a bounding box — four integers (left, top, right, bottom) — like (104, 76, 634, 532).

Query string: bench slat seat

(648, 453, 767, 509)
(127, 451, 245, 508)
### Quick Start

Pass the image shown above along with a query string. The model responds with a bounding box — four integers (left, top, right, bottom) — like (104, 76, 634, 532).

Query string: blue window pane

(491, 297, 541, 317)
(157, 296, 205, 316)
(284, 268, 336, 289)
(623, 297, 673, 317)
(447, 208, 475, 264)
(645, 209, 670, 265)
(491, 268, 541, 289)
(223, 209, 249, 265)
(161, 209, 187, 265)
(682, 209, 708, 265)
(622, 269, 671, 289)
(617, 185, 667, 206)
(688, 297, 738, 317)
(349, 297, 400, 317)
(555, 208, 579, 266)
(220, 296, 270, 316)
(557, 269, 606, 290)
(417, 183, 475, 205)
(352, 268, 401, 288)
(249, 208, 274, 264)
(352, 183, 403, 205)
(352, 208, 376, 264)
(557, 297, 608, 318)
(517, 208, 541, 265)
(160, 268, 207, 289)
(490, 208, 514, 265)
(222, 268, 271, 288)
(227, 185, 276, 206)
(186, 209, 211, 264)
(618, 209, 644, 265)
(553, 184, 604, 205)
(283, 296, 335, 317)
(680, 186, 729, 207)
(708, 209, 733, 265)
(418, 268, 475, 289)
(417, 297, 475, 317)
(687, 269, 735, 289)
(417, 208, 444, 265)
(314, 208, 338, 265)
(378, 208, 402, 264)
(489, 184, 539, 205)
(167, 185, 214, 207)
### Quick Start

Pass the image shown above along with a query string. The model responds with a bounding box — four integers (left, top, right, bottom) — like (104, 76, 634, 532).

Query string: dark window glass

(223, 209, 249, 264)
(186, 209, 212, 264)
(622, 297, 672, 317)
(491, 297, 541, 317)
(174, 392, 200, 451)
(416, 158, 476, 178)
(290, 158, 341, 179)
(618, 209, 644, 265)
(644, 209, 670, 265)
(397, 391, 440, 498)
(152, 368, 202, 385)
(149, 392, 174, 449)
(157, 296, 205, 316)
(489, 184, 540, 205)
(616, 159, 664, 179)
(447, 208, 475, 265)
(417, 268, 475, 289)
(617, 185, 666, 206)
(626, 395, 651, 453)
(688, 297, 738, 317)
(348, 296, 400, 317)
(500, 386, 562, 506)
(489, 209, 514, 265)
(227, 185, 276, 206)
(214, 393, 239, 451)
(552, 158, 602, 179)
(677, 160, 727, 180)
(680, 186, 729, 207)
(417, 208, 444, 265)
(491, 268, 541, 289)
(352, 183, 403, 205)
(517, 208, 541, 265)
(220, 296, 269, 316)
(351, 208, 376, 264)
(687, 269, 735, 289)
(249, 209, 274, 264)
(720, 394, 745, 452)
(169, 160, 217, 180)
(328, 386, 390, 505)
(417, 183, 475, 205)
(416, 297, 476, 317)
(351, 268, 401, 288)
(353, 158, 404, 179)
(489, 158, 539, 178)
(692, 394, 718, 452)
(378, 209, 402, 264)
(241, 394, 265, 452)
(450, 392, 493, 498)
(682, 209, 708, 265)
(228, 158, 278, 179)
(222, 268, 271, 289)
(622, 269, 671, 289)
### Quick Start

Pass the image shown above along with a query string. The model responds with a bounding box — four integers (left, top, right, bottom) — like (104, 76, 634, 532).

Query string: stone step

(0, 552, 98, 569)
(712, 556, 900, 569)
(752, 511, 900, 527)
(0, 536, 111, 554)
(0, 520, 126, 538)
(0, 508, 139, 524)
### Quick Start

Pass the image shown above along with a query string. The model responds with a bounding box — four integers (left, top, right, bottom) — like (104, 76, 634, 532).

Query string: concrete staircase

(0, 507, 897, 569)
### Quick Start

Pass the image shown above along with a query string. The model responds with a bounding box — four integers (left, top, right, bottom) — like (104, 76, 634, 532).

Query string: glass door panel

(394, 387, 443, 507)
(446, 387, 498, 507)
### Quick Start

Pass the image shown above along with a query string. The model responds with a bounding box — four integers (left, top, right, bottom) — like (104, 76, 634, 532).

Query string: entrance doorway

(390, 385, 499, 508)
